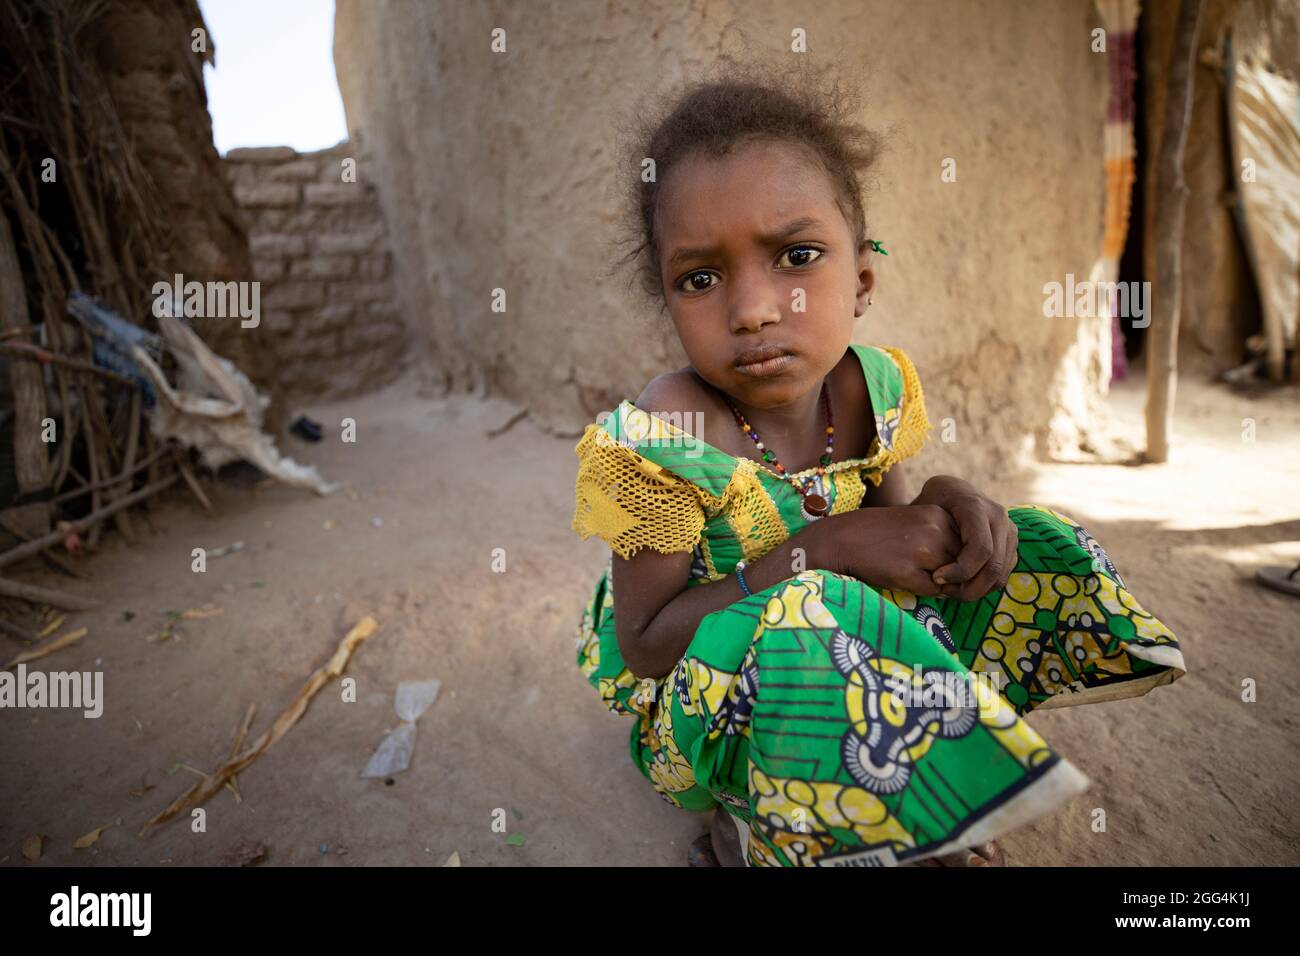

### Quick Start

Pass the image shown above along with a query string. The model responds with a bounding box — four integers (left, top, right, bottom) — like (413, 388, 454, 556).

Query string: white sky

(197, 0, 349, 154)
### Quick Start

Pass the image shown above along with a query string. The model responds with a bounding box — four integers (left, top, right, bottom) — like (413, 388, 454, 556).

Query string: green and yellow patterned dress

(571, 343, 1185, 867)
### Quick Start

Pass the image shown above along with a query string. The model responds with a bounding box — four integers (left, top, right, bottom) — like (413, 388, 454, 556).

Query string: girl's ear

(854, 247, 876, 317)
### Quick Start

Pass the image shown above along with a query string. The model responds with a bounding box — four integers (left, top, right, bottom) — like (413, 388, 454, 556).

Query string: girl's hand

(832, 505, 963, 597)
(912, 476, 1018, 602)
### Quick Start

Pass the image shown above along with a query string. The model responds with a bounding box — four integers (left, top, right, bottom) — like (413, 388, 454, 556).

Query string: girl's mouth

(734, 352, 795, 377)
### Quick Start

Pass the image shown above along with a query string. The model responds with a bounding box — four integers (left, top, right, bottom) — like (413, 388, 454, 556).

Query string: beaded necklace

(727, 382, 834, 521)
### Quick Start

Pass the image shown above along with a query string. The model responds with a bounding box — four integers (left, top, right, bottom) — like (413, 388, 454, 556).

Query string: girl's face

(655, 138, 874, 410)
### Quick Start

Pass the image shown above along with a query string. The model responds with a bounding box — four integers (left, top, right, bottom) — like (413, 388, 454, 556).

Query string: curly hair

(612, 57, 889, 315)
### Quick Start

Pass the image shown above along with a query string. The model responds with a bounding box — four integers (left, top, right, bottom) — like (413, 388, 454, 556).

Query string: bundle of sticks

(0, 1, 205, 618)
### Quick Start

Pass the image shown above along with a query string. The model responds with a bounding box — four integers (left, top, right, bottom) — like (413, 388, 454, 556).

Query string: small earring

(867, 296, 874, 306)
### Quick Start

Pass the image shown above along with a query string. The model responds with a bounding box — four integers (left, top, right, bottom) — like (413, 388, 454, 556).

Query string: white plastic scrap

(361, 679, 442, 779)
(132, 314, 337, 495)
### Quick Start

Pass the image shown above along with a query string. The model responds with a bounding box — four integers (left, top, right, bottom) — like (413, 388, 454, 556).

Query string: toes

(924, 842, 1006, 866)
(971, 840, 1007, 866)
(906, 840, 1008, 867)
(934, 850, 975, 866)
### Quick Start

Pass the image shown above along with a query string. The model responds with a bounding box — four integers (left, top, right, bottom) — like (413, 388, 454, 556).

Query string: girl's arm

(861, 460, 912, 507)
(611, 518, 845, 681)
(613, 503, 962, 681)
(610, 378, 958, 681)
(611, 372, 851, 680)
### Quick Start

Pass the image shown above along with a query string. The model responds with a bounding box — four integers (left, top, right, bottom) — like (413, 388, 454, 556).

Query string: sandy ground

(2, 368, 1298, 867)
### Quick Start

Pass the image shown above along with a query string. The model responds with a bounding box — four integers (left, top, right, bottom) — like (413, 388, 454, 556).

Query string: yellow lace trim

(572, 345, 932, 554)
(863, 346, 932, 487)
(573, 427, 771, 559)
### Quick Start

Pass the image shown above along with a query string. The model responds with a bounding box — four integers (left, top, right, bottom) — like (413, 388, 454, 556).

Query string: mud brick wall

(223, 142, 407, 400)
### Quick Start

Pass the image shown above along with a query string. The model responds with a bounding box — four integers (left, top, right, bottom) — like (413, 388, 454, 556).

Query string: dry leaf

(37, 614, 65, 639)
(4, 628, 87, 668)
(21, 834, 42, 861)
(228, 703, 256, 758)
(180, 604, 223, 621)
(443, 851, 461, 867)
(224, 703, 257, 803)
(140, 616, 379, 836)
(73, 821, 116, 849)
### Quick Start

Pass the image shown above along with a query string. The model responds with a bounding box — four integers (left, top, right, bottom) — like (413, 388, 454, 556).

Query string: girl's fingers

(937, 503, 994, 586)
(930, 513, 968, 585)
(1000, 519, 1019, 587)
(953, 509, 1013, 601)
(956, 510, 998, 586)
(956, 572, 991, 603)
(970, 520, 1008, 598)
(982, 514, 1015, 592)
(907, 575, 946, 598)
(934, 509, 1018, 601)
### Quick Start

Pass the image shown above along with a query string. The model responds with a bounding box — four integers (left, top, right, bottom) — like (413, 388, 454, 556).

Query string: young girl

(570, 63, 1185, 867)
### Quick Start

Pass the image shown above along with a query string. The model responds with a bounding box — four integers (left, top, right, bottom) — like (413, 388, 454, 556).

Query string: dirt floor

(2, 367, 1298, 867)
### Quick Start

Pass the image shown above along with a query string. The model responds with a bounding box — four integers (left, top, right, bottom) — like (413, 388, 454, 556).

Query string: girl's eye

(675, 247, 820, 294)
(778, 245, 823, 269)
(678, 270, 717, 294)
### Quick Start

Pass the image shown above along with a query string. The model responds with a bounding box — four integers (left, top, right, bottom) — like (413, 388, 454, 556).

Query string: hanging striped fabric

(1096, 0, 1141, 382)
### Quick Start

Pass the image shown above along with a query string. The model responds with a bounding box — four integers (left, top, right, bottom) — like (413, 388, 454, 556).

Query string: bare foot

(689, 814, 1006, 867)
(686, 832, 721, 867)
(905, 840, 1007, 866)
(710, 807, 746, 866)
(686, 809, 746, 867)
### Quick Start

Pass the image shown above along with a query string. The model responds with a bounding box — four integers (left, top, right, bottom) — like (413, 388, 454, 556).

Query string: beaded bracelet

(735, 560, 753, 596)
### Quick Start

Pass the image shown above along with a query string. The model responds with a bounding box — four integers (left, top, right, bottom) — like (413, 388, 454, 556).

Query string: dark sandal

(1257, 563, 1300, 598)
(687, 832, 721, 867)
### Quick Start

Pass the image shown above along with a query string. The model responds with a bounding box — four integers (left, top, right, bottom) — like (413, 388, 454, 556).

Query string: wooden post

(0, 472, 177, 571)
(0, 211, 51, 492)
(1144, 0, 1207, 462)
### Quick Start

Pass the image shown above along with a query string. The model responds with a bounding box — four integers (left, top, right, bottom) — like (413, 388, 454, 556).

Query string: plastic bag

(361, 679, 442, 778)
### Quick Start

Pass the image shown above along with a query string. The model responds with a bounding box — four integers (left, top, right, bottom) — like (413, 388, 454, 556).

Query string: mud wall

(224, 143, 407, 400)
(93, 0, 284, 426)
(333, 0, 1114, 477)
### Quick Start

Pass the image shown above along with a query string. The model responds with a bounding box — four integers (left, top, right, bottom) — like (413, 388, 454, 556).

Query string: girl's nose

(728, 270, 782, 334)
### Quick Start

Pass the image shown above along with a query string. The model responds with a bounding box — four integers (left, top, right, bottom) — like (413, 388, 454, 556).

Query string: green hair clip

(867, 239, 888, 256)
